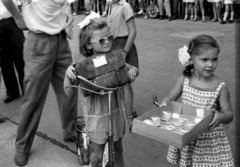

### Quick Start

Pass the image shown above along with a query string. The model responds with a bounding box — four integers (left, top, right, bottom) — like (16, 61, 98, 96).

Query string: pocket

(24, 34, 51, 63)
(23, 37, 38, 63)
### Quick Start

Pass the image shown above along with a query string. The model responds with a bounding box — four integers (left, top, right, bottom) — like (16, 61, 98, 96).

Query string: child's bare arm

(123, 17, 137, 59)
(209, 87, 233, 130)
(65, 7, 74, 28)
(160, 75, 184, 106)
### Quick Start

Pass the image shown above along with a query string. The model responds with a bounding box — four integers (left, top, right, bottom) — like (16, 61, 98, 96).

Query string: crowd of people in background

(69, 0, 240, 23)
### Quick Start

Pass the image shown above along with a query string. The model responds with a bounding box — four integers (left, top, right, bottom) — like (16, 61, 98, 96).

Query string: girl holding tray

(160, 35, 234, 167)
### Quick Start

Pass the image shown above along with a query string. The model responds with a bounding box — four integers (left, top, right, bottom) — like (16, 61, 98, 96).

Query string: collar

(117, 0, 125, 6)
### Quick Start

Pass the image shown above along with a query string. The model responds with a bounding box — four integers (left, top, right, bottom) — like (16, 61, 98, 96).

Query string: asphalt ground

(0, 14, 236, 167)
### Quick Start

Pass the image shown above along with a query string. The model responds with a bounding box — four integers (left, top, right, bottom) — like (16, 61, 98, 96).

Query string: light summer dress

(167, 78, 234, 167)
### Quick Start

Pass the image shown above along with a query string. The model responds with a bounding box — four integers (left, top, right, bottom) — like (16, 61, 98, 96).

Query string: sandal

(202, 17, 206, 23)
(211, 18, 217, 22)
(190, 15, 194, 21)
(193, 17, 197, 22)
(184, 15, 188, 21)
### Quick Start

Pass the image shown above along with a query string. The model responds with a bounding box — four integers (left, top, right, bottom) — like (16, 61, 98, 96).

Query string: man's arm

(2, 0, 27, 29)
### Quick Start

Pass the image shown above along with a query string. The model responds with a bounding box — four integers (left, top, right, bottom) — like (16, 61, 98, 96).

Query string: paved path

(0, 15, 236, 167)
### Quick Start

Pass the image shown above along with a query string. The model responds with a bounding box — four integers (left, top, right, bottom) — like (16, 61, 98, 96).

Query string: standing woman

(193, 0, 206, 22)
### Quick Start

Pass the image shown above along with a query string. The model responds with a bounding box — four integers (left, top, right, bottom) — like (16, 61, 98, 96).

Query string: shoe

(144, 15, 148, 19)
(211, 18, 217, 22)
(0, 115, 5, 123)
(219, 20, 226, 24)
(172, 15, 177, 20)
(202, 17, 206, 23)
(101, 12, 107, 17)
(63, 132, 76, 142)
(228, 20, 234, 24)
(73, 12, 77, 16)
(159, 15, 164, 20)
(184, 15, 188, 21)
(193, 17, 197, 22)
(168, 16, 172, 21)
(85, 10, 91, 15)
(190, 15, 194, 21)
(137, 9, 143, 15)
(14, 152, 28, 166)
(4, 95, 19, 103)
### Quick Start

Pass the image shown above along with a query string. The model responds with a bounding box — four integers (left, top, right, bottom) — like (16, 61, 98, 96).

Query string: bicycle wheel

(101, 142, 109, 167)
(147, 5, 159, 19)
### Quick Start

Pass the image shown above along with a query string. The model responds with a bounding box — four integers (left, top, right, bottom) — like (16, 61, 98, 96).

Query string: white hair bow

(68, 0, 75, 3)
(77, 11, 100, 29)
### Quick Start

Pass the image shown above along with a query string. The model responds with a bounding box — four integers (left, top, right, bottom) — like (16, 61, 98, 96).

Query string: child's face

(89, 27, 113, 55)
(191, 48, 219, 78)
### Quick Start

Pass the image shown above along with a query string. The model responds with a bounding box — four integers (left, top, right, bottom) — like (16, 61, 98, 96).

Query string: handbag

(75, 49, 130, 96)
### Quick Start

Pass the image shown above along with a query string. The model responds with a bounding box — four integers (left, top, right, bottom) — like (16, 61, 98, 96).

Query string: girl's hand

(160, 97, 172, 107)
(66, 65, 77, 80)
(128, 66, 139, 83)
(208, 109, 223, 130)
(128, 118, 133, 132)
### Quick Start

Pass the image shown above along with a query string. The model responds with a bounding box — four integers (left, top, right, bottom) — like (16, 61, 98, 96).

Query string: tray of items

(132, 101, 214, 148)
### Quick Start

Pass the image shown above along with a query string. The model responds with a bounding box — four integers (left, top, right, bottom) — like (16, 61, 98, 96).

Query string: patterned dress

(79, 89, 125, 145)
(167, 78, 234, 167)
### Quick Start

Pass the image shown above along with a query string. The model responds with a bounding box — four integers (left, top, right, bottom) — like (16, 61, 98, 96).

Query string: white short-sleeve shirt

(108, 0, 134, 38)
(23, 0, 68, 35)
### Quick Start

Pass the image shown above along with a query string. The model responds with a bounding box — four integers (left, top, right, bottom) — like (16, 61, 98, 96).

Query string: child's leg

(97, 0, 100, 14)
(90, 141, 105, 167)
(223, 4, 229, 21)
(230, 4, 234, 21)
(193, 0, 199, 21)
(184, 3, 188, 20)
(199, 0, 205, 21)
(114, 138, 124, 166)
(216, 2, 222, 22)
(211, 3, 217, 21)
(124, 84, 134, 125)
(190, 3, 194, 20)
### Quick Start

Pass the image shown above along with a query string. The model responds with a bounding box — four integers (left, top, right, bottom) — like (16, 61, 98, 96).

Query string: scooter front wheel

(101, 142, 109, 167)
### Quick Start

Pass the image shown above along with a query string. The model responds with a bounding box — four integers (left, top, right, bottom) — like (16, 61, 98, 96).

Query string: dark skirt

(111, 37, 139, 69)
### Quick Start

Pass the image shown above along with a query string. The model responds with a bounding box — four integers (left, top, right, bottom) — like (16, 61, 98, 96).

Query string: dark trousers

(0, 17, 25, 96)
(171, 0, 184, 19)
(15, 31, 78, 153)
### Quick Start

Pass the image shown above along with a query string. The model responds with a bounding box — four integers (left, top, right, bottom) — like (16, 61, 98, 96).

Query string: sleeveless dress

(79, 89, 125, 145)
(167, 78, 235, 167)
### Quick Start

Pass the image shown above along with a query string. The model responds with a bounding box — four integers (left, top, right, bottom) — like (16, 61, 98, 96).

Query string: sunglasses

(90, 34, 114, 45)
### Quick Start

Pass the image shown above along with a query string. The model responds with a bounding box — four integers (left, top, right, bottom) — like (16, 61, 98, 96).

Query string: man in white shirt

(0, 0, 25, 103)
(2, 0, 78, 166)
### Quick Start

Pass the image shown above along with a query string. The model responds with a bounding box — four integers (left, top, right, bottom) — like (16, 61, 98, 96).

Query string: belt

(0, 17, 13, 23)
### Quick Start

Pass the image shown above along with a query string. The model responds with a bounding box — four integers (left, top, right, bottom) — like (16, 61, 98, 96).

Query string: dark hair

(79, 18, 108, 57)
(183, 35, 220, 77)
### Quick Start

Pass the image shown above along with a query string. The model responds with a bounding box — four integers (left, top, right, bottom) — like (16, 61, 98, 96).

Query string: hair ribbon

(77, 11, 100, 29)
